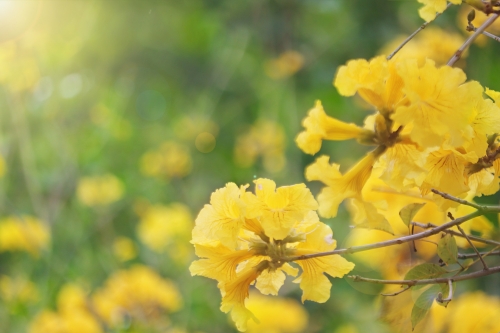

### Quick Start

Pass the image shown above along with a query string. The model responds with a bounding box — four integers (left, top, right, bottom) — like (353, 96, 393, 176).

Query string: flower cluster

(30, 265, 182, 333)
(190, 179, 354, 331)
(0, 215, 50, 257)
(297, 56, 500, 228)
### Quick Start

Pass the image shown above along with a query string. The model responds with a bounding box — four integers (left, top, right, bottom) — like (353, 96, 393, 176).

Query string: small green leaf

(411, 285, 439, 330)
(437, 234, 458, 265)
(399, 203, 426, 227)
(404, 263, 447, 289)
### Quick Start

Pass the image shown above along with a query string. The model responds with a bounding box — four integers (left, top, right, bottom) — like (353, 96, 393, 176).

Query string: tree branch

(387, 3, 452, 60)
(348, 265, 500, 286)
(286, 210, 484, 262)
(447, 13, 500, 66)
(411, 221, 500, 247)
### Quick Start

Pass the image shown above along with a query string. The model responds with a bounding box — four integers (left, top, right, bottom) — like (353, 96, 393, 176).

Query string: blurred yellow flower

(434, 291, 500, 332)
(140, 141, 192, 179)
(0, 275, 38, 304)
(0, 215, 50, 256)
(112, 237, 137, 262)
(234, 119, 286, 173)
(29, 284, 102, 333)
(173, 115, 219, 142)
(264, 51, 304, 80)
(76, 174, 124, 207)
(0, 154, 6, 178)
(137, 202, 193, 263)
(245, 292, 308, 333)
(92, 265, 182, 327)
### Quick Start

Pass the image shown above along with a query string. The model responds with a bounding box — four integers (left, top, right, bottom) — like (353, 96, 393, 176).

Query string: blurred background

(1, 1, 500, 332)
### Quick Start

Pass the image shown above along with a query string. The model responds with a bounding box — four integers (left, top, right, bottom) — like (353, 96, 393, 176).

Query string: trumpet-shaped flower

(190, 180, 354, 331)
(296, 100, 368, 155)
(306, 153, 377, 218)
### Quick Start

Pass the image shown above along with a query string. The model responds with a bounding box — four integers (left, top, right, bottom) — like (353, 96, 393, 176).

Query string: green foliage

(437, 234, 458, 265)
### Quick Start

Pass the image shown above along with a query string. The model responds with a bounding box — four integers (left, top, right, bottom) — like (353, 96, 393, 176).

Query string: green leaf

(437, 234, 458, 265)
(411, 285, 439, 330)
(404, 263, 447, 289)
(399, 203, 426, 227)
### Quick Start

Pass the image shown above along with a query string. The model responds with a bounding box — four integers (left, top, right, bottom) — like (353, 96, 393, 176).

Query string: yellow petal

(293, 224, 354, 303)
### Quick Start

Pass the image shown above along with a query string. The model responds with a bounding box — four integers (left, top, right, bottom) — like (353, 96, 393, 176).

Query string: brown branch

(448, 13, 500, 66)
(386, 3, 452, 60)
(348, 265, 500, 286)
(431, 189, 482, 210)
(456, 224, 489, 270)
(411, 221, 500, 247)
(286, 210, 484, 262)
(458, 250, 500, 259)
(381, 286, 411, 297)
(467, 23, 500, 42)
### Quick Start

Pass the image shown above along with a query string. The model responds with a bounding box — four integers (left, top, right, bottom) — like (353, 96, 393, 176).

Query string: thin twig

(431, 189, 483, 210)
(412, 221, 500, 247)
(456, 225, 489, 270)
(348, 264, 500, 286)
(387, 3, 452, 60)
(381, 286, 411, 297)
(447, 13, 500, 66)
(458, 250, 500, 259)
(437, 279, 453, 303)
(467, 24, 500, 42)
(286, 210, 484, 262)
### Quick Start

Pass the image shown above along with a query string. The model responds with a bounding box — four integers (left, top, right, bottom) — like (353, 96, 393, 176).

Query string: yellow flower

(293, 223, 355, 303)
(264, 51, 304, 80)
(192, 183, 249, 250)
(29, 284, 102, 333)
(140, 141, 192, 179)
(0, 215, 50, 256)
(0, 154, 6, 178)
(190, 180, 354, 331)
(248, 178, 318, 240)
(234, 119, 286, 173)
(137, 202, 192, 262)
(76, 174, 124, 207)
(421, 147, 478, 196)
(245, 292, 308, 333)
(432, 291, 500, 332)
(334, 56, 406, 115)
(112, 237, 137, 262)
(296, 100, 368, 155)
(0, 275, 38, 304)
(392, 59, 478, 148)
(92, 265, 182, 327)
(306, 153, 376, 218)
(375, 142, 428, 190)
(417, 0, 461, 22)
